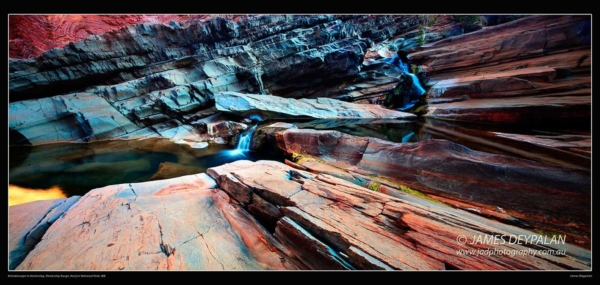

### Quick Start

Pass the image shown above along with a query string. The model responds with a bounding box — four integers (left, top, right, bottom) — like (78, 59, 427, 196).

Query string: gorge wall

(8, 14, 592, 271)
(9, 15, 421, 147)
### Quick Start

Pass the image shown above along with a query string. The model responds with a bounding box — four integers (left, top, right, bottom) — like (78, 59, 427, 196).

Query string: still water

(9, 118, 590, 205)
(9, 135, 274, 205)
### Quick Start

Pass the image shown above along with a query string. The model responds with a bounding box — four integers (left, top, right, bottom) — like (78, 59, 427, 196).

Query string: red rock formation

(421, 119, 591, 170)
(276, 128, 591, 247)
(15, 173, 303, 270)
(9, 196, 80, 269)
(9, 15, 214, 59)
(207, 160, 589, 270)
(408, 15, 590, 126)
(10, 160, 591, 270)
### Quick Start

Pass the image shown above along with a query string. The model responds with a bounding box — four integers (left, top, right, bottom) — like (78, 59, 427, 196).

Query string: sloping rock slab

(9, 196, 80, 269)
(15, 173, 300, 270)
(208, 160, 590, 270)
(215, 92, 416, 119)
(276, 129, 591, 246)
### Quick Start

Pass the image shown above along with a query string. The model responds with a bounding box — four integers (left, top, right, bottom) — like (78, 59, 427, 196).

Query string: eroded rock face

(11, 159, 591, 270)
(215, 92, 416, 119)
(276, 129, 591, 247)
(9, 15, 415, 101)
(207, 160, 590, 270)
(9, 15, 421, 147)
(9, 93, 143, 145)
(16, 173, 302, 270)
(9, 15, 216, 59)
(409, 15, 590, 126)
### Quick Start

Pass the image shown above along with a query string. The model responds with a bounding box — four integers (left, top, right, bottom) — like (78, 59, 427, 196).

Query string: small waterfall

(407, 73, 425, 96)
(397, 58, 426, 96)
(384, 54, 426, 110)
(230, 124, 257, 156)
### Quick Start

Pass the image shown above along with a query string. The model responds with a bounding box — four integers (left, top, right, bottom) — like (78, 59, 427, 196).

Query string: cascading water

(398, 60, 426, 96)
(229, 124, 258, 156)
(383, 54, 426, 111)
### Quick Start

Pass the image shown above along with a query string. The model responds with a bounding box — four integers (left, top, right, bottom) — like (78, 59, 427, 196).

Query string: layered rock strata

(409, 15, 590, 126)
(10, 15, 421, 146)
(275, 129, 591, 247)
(11, 161, 591, 270)
(215, 92, 415, 119)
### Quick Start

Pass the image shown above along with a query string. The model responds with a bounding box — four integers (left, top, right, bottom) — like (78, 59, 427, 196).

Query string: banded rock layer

(410, 15, 591, 126)
(9, 15, 420, 146)
(275, 128, 591, 247)
(11, 161, 591, 270)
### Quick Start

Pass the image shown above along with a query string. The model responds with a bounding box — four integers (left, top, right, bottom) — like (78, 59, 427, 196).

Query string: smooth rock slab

(215, 92, 416, 119)
(15, 173, 300, 270)
(9, 196, 81, 269)
(9, 93, 140, 145)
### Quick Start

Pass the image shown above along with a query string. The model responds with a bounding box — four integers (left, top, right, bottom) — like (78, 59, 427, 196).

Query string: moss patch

(368, 182, 381, 192)
(537, 230, 564, 239)
(369, 176, 448, 206)
(291, 152, 325, 165)
(398, 185, 446, 205)
(291, 152, 447, 206)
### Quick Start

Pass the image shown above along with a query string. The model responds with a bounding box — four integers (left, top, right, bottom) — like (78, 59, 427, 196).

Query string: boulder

(251, 122, 297, 153)
(207, 121, 247, 140)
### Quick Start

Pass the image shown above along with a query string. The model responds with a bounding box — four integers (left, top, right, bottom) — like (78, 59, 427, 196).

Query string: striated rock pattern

(9, 196, 80, 269)
(215, 92, 416, 119)
(9, 15, 590, 144)
(9, 15, 416, 101)
(420, 119, 591, 170)
(9, 15, 421, 146)
(409, 15, 590, 125)
(13, 160, 590, 270)
(8, 14, 592, 271)
(276, 129, 591, 247)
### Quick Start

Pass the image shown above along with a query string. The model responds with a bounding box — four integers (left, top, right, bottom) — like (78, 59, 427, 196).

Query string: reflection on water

(9, 118, 590, 203)
(9, 184, 66, 206)
(9, 138, 278, 199)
